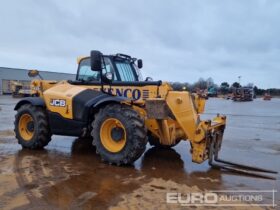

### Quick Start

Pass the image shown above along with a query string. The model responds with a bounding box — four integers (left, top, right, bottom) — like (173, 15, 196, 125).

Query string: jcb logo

(50, 99, 66, 107)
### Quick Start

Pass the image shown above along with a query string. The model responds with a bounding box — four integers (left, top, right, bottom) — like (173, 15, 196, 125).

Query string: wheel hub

(111, 127, 124, 142)
(27, 121, 34, 132)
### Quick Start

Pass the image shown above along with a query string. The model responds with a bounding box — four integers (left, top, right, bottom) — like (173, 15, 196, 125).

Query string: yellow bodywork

(31, 79, 226, 164)
(31, 79, 60, 97)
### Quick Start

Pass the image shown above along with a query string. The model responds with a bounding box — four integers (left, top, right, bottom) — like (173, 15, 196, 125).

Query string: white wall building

(0, 67, 75, 94)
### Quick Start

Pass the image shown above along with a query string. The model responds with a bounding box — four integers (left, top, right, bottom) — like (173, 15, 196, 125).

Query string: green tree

(232, 82, 241, 88)
(221, 82, 229, 88)
(220, 82, 230, 94)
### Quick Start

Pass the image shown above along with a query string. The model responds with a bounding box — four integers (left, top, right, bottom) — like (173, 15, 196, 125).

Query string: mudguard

(72, 89, 130, 121)
(93, 95, 128, 108)
(14, 97, 45, 110)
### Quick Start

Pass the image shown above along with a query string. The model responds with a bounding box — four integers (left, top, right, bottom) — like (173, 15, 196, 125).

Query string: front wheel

(14, 104, 52, 149)
(92, 104, 147, 165)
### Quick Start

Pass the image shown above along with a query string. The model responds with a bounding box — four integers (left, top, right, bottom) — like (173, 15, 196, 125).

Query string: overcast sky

(0, 0, 279, 88)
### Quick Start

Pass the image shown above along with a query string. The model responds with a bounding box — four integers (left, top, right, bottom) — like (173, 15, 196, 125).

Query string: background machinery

(263, 92, 272, 100)
(11, 81, 33, 97)
(11, 81, 24, 97)
(232, 87, 254, 102)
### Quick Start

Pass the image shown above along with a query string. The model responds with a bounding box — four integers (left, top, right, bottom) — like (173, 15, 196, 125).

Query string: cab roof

(77, 53, 136, 64)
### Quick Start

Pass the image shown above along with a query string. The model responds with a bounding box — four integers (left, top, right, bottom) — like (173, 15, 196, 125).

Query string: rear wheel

(14, 104, 52, 149)
(92, 104, 147, 165)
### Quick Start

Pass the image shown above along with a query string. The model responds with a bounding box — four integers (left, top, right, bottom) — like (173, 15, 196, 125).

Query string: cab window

(115, 60, 137, 81)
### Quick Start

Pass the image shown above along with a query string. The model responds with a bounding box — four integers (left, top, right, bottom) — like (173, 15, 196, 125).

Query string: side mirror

(28, 70, 39, 78)
(137, 59, 143, 69)
(90, 50, 102, 71)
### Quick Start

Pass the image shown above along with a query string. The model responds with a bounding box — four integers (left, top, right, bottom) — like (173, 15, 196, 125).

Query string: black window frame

(76, 56, 139, 82)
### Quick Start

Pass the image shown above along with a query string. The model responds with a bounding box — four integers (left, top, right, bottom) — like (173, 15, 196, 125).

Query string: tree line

(171, 77, 280, 96)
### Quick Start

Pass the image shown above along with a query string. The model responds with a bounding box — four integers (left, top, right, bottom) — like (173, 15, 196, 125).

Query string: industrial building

(0, 67, 75, 94)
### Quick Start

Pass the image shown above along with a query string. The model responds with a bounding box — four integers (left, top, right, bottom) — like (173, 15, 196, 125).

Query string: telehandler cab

(14, 50, 277, 179)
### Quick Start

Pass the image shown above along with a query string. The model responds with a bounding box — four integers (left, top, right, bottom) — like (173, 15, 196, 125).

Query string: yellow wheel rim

(19, 113, 34, 141)
(100, 118, 126, 153)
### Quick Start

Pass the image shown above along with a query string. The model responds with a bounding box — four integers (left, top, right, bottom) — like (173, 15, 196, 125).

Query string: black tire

(148, 133, 180, 149)
(14, 104, 52, 149)
(92, 104, 147, 165)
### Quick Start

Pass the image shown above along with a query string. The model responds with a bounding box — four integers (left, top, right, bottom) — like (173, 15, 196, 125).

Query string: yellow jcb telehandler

(14, 51, 277, 179)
